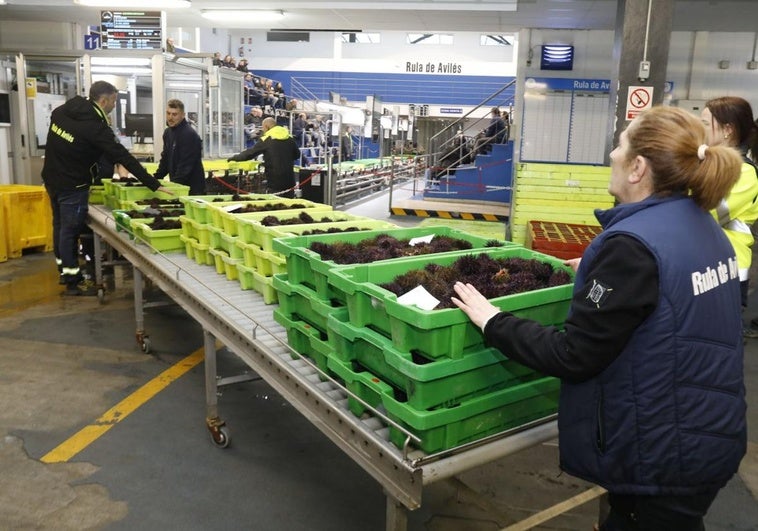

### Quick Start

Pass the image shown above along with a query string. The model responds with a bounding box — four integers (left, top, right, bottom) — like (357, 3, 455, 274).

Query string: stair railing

(426, 79, 516, 170)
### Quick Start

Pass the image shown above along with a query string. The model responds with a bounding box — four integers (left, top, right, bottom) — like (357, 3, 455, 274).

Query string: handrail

(290, 77, 321, 112)
(427, 79, 516, 165)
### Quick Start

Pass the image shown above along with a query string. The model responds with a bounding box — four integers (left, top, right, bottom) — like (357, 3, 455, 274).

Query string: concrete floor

(1, 192, 757, 530)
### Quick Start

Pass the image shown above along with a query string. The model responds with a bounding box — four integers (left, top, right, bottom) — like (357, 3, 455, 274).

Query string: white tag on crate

(408, 234, 434, 246)
(223, 204, 243, 212)
(396, 285, 440, 311)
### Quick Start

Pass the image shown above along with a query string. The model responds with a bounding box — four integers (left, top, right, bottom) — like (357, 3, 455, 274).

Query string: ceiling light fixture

(201, 10, 285, 23)
(91, 66, 153, 75)
(74, 0, 190, 8)
(91, 57, 152, 66)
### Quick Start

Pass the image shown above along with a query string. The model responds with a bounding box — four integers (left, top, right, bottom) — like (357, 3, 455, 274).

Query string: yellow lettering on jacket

(51, 123, 74, 143)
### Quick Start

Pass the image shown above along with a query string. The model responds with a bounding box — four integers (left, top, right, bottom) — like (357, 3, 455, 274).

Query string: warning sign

(626, 86, 653, 120)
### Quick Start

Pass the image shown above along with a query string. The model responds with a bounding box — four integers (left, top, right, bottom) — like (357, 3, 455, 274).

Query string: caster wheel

(211, 426, 230, 448)
(97, 288, 105, 304)
(141, 337, 151, 354)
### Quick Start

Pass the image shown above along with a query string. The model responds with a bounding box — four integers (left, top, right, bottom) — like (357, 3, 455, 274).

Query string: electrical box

(672, 99, 707, 117)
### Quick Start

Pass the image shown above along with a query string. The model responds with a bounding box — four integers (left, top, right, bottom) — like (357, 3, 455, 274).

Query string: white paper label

(396, 285, 440, 311)
(408, 234, 435, 246)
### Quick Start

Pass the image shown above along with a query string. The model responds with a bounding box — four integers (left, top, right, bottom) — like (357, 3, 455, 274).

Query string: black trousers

(47, 187, 90, 285)
(600, 491, 718, 531)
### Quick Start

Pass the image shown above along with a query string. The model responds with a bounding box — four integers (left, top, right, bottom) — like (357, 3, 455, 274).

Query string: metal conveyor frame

(88, 204, 558, 531)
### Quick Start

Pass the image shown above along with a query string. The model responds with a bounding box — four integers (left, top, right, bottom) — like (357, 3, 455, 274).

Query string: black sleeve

(482, 235, 658, 382)
(153, 128, 170, 180)
(290, 138, 301, 161)
(229, 139, 267, 162)
(90, 122, 162, 191)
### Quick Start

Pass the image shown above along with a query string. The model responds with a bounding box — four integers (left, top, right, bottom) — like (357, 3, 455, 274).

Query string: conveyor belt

(88, 204, 558, 530)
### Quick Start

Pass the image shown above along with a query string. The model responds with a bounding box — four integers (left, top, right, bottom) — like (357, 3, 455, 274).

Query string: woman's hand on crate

(157, 186, 175, 196)
(563, 257, 581, 272)
(452, 282, 501, 332)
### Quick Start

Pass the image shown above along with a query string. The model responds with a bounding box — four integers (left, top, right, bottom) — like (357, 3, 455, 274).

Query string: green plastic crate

(251, 246, 286, 276)
(218, 199, 332, 236)
(329, 358, 560, 453)
(208, 247, 228, 275)
(179, 234, 196, 261)
(242, 217, 398, 252)
(205, 198, 328, 234)
(113, 210, 135, 237)
(273, 308, 335, 373)
(237, 240, 259, 269)
(273, 274, 344, 332)
(190, 238, 214, 266)
(326, 310, 542, 410)
(222, 253, 242, 281)
(101, 178, 115, 197)
(130, 219, 184, 253)
(273, 226, 512, 303)
(228, 160, 261, 173)
(221, 232, 243, 260)
(119, 199, 185, 213)
(141, 162, 159, 174)
(89, 185, 105, 205)
(179, 215, 196, 241)
(179, 194, 273, 224)
(327, 247, 573, 359)
(207, 224, 225, 251)
(104, 194, 120, 210)
(236, 264, 278, 303)
(112, 180, 190, 202)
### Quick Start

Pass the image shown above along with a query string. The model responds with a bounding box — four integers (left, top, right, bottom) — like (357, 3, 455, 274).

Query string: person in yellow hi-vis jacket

(701, 96, 758, 337)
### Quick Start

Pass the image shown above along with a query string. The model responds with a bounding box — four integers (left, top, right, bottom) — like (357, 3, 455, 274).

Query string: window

(266, 31, 309, 42)
(406, 33, 454, 45)
(480, 34, 514, 46)
(341, 32, 381, 44)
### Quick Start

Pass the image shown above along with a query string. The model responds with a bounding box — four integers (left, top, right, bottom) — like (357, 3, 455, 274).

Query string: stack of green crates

(102, 179, 190, 210)
(178, 194, 274, 268)
(200, 198, 333, 301)
(272, 226, 508, 304)
(179, 194, 274, 224)
(237, 213, 396, 304)
(273, 243, 574, 453)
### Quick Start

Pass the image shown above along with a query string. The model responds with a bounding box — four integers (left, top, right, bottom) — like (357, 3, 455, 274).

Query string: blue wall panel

(254, 70, 515, 106)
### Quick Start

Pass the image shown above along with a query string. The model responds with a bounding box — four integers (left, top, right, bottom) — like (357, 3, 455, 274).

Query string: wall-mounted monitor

(541, 44, 574, 71)
(0, 91, 11, 127)
(124, 113, 153, 140)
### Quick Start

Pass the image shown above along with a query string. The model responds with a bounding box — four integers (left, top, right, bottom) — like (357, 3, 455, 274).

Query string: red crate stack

(526, 220, 602, 260)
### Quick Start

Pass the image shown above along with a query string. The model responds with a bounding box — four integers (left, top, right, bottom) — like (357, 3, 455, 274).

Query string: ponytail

(626, 106, 742, 211)
(689, 144, 743, 210)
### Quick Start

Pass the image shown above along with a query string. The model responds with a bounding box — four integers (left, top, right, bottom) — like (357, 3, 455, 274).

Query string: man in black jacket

(42, 80, 170, 296)
(154, 99, 205, 195)
(227, 117, 300, 197)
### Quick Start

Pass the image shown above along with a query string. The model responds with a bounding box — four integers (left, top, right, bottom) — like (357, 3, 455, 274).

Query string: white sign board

(626, 86, 653, 120)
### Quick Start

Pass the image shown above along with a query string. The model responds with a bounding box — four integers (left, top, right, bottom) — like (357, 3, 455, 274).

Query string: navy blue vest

(559, 195, 746, 495)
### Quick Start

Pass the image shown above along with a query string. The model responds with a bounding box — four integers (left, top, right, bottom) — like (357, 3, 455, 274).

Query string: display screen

(124, 113, 153, 139)
(541, 44, 574, 71)
(101, 10, 162, 50)
(0, 92, 10, 126)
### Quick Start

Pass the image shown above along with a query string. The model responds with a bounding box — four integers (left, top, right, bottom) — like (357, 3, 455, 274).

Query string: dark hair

(89, 81, 117, 101)
(705, 96, 758, 163)
(167, 99, 185, 112)
(491, 107, 500, 116)
(626, 106, 742, 210)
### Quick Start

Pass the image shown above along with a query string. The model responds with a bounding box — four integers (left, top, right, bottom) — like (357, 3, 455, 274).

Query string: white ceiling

(1, 0, 757, 33)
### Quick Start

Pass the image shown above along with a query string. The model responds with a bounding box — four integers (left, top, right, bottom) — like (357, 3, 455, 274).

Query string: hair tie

(697, 144, 708, 161)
